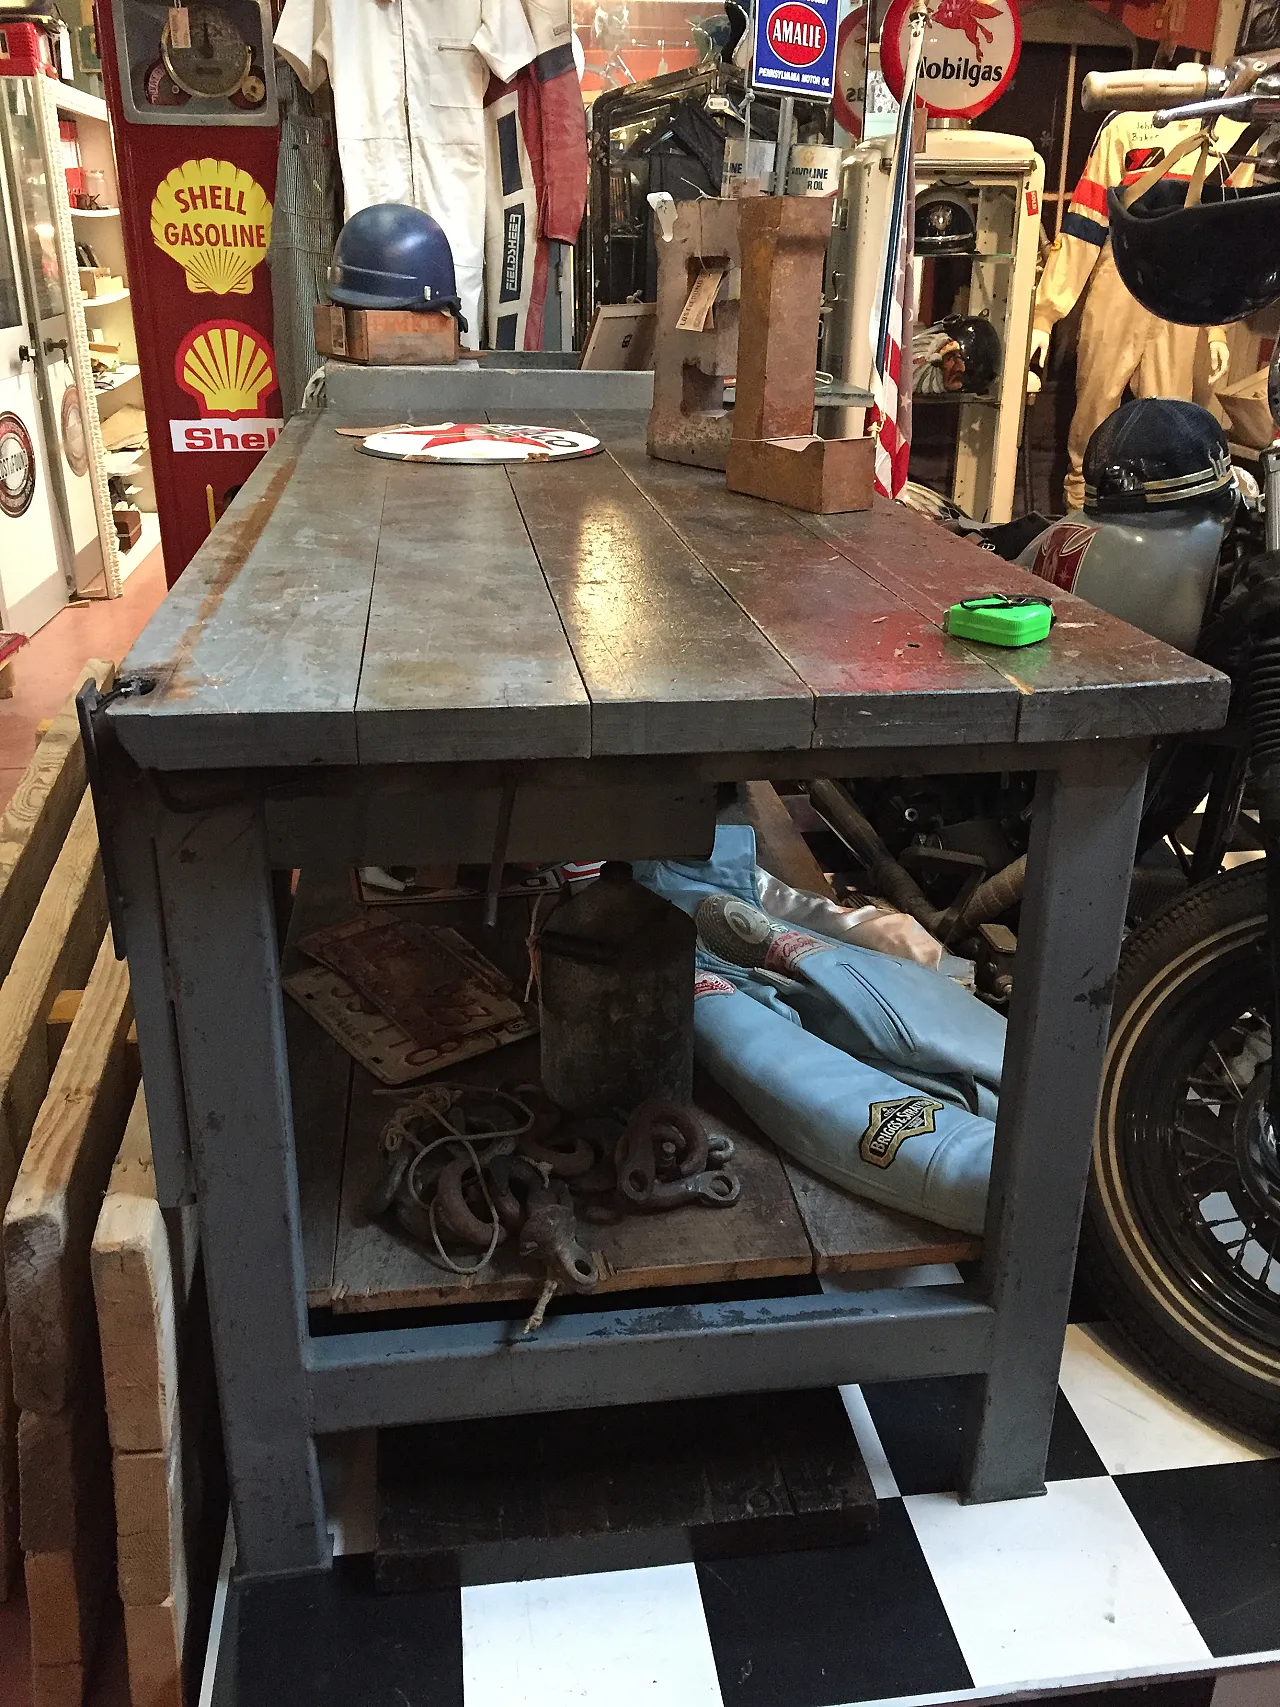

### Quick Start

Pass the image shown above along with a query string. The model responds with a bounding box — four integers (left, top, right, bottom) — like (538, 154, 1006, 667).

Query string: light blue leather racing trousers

(634, 827, 1007, 1234)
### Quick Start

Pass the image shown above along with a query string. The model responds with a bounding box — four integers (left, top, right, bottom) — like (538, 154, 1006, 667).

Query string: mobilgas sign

(880, 0, 1021, 119)
(751, 0, 839, 101)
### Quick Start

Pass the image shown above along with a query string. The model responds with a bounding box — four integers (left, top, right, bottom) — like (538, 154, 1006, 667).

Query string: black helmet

(941, 315, 1001, 395)
(1107, 180, 1280, 327)
(915, 188, 977, 256)
(329, 203, 466, 326)
(1083, 398, 1236, 518)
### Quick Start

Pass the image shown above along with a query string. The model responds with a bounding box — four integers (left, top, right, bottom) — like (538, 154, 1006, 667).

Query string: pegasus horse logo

(929, 0, 1002, 58)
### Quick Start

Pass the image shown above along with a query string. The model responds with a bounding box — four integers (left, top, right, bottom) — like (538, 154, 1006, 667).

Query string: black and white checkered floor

(207, 1265, 1280, 1707)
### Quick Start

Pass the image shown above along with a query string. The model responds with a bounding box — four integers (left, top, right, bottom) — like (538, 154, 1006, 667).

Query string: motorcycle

(810, 53, 1280, 1439)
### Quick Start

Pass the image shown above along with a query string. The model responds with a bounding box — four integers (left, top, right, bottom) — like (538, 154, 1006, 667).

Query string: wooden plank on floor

(0, 792, 106, 1260)
(92, 1088, 193, 1456)
(6, 933, 137, 1414)
(17, 1379, 112, 1555)
(122, 1597, 185, 1707)
(114, 1443, 184, 1609)
(329, 1057, 812, 1314)
(0, 660, 112, 987)
(782, 1155, 981, 1271)
(24, 1464, 115, 1678)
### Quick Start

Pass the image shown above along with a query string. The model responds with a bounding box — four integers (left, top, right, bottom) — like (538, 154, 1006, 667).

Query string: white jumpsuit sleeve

(274, 0, 333, 93)
(473, 0, 537, 82)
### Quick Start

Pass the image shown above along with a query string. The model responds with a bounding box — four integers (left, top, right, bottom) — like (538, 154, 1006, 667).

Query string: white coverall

(1034, 111, 1245, 511)
(274, 0, 537, 343)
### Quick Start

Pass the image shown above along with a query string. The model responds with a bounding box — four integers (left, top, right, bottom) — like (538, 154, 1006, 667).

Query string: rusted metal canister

(537, 861, 695, 1115)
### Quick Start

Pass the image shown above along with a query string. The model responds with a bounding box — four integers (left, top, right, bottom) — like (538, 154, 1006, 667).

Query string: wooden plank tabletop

(110, 403, 1229, 771)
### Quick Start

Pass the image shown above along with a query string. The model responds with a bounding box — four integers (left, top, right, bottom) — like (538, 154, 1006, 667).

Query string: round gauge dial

(230, 67, 267, 107)
(161, 6, 253, 99)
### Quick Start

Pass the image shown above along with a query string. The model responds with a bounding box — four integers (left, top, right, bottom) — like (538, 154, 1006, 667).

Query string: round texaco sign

(359, 424, 603, 465)
(0, 413, 36, 520)
(880, 0, 1021, 119)
(62, 385, 88, 479)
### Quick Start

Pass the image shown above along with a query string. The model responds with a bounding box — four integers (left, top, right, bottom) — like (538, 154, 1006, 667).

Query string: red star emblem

(1031, 522, 1097, 594)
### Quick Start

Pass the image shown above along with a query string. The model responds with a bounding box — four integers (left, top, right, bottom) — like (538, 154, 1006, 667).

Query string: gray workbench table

(99, 380, 1229, 1582)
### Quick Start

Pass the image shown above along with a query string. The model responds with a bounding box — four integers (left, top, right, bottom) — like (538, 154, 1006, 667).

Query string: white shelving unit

(56, 84, 157, 584)
(94, 362, 141, 394)
(825, 130, 1046, 523)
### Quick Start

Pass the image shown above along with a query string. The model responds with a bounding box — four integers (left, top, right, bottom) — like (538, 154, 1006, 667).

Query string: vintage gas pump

(95, 0, 279, 582)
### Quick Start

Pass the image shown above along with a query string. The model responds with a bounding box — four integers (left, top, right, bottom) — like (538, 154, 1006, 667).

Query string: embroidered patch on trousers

(860, 1096, 945, 1168)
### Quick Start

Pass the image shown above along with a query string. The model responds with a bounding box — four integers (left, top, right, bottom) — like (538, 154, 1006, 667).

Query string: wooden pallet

(0, 662, 112, 1604)
(0, 657, 221, 1707)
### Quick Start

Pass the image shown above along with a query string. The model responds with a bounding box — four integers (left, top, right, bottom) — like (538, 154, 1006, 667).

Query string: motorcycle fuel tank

(1017, 508, 1227, 654)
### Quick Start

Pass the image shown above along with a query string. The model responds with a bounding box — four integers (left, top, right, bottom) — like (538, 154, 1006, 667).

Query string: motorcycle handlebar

(1081, 65, 1214, 111)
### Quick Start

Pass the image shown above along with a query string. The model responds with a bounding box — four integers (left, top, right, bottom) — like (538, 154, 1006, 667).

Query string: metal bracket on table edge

(76, 676, 156, 959)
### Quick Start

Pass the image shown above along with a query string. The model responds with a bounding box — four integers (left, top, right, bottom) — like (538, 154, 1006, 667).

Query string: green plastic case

(944, 594, 1053, 648)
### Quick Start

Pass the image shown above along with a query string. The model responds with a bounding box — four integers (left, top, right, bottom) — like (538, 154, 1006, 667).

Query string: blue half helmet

(328, 203, 467, 330)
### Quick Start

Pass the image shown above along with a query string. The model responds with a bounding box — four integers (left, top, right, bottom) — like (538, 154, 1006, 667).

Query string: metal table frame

(103, 732, 1146, 1582)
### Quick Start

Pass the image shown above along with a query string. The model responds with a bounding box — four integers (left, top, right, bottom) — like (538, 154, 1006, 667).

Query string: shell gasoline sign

(151, 158, 272, 295)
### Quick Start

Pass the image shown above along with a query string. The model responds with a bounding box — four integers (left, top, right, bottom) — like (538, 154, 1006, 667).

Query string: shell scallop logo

(151, 158, 272, 295)
(175, 320, 277, 420)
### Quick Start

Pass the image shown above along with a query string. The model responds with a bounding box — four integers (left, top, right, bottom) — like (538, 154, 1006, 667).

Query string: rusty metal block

(726, 195, 875, 514)
(646, 199, 741, 471)
(726, 434, 876, 513)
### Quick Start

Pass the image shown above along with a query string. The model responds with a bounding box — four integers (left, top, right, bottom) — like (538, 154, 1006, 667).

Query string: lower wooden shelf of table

(286, 872, 981, 1319)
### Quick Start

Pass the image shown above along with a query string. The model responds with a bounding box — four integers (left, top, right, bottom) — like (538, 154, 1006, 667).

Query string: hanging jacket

(1033, 110, 1250, 345)
(274, 0, 537, 342)
(484, 0, 587, 350)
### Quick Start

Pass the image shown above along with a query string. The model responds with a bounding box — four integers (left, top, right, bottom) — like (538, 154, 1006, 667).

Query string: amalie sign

(751, 0, 839, 100)
(880, 0, 1021, 119)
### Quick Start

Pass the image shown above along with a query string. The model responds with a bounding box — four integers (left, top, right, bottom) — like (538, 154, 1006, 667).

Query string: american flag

(868, 127, 916, 501)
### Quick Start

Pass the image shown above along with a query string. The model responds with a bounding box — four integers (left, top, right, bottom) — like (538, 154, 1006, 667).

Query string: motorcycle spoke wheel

(1083, 865, 1280, 1439)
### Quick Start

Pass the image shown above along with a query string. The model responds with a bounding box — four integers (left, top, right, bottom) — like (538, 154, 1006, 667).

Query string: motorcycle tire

(1080, 862, 1280, 1441)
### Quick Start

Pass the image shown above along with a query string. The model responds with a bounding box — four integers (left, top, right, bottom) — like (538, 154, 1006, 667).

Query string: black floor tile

(1118, 1460, 1280, 1657)
(861, 1375, 1106, 1496)
(696, 1498, 972, 1707)
(1061, 1683, 1215, 1706)
(1069, 1259, 1109, 1325)
(235, 1557, 463, 1707)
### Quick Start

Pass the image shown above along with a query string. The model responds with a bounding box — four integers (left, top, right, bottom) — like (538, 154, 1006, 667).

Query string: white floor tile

(839, 1383, 901, 1499)
(1214, 1662, 1280, 1705)
(905, 1476, 1211, 1688)
(1059, 1324, 1277, 1475)
(462, 1564, 725, 1707)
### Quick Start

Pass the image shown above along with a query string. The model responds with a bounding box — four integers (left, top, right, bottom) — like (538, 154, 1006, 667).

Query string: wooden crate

(312, 304, 459, 366)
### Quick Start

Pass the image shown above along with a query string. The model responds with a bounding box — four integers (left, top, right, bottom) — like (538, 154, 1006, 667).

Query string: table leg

(154, 797, 329, 1577)
(960, 742, 1147, 1503)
